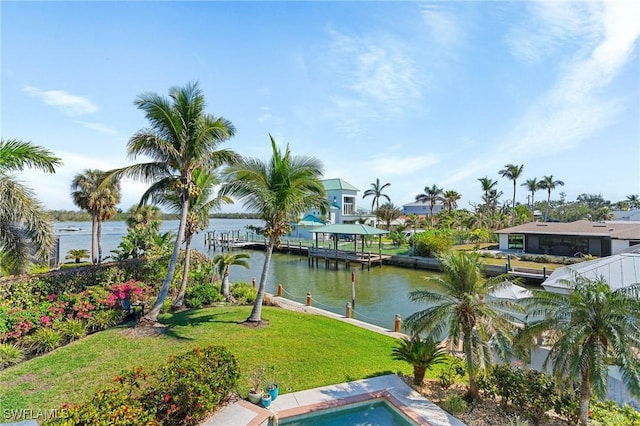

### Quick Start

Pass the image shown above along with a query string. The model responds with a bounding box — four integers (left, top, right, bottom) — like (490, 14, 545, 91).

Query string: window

(343, 196, 355, 215)
(508, 235, 523, 250)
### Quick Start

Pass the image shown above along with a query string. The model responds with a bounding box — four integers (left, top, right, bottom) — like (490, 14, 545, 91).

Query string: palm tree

(499, 164, 524, 226)
(221, 135, 327, 323)
(391, 335, 447, 385)
(213, 252, 250, 299)
(65, 248, 90, 263)
(518, 276, 640, 425)
(626, 194, 639, 209)
(478, 176, 497, 206)
(362, 178, 391, 224)
(0, 139, 61, 274)
(104, 82, 237, 323)
(71, 169, 121, 264)
(405, 251, 522, 401)
(539, 175, 564, 222)
(521, 178, 540, 211)
(442, 189, 461, 213)
(147, 169, 232, 309)
(415, 184, 443, 227)
(376, 202, 402, 231)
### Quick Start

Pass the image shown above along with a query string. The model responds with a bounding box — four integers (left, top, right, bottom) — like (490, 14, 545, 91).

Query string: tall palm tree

(499, 164, 524, 226)
(362, 178, 391, 225)
(442, 189, 461, 213)
(518, 276, 640, 425)
(213, 252, 250, 299)
(221, 135, 327, 323)
(0, 139, 61, 274)
(146, 168, 232, 309)
(626, 194, 639, 209)
(104, 82, 237, 323)
(405, 251, 522, 401)
(521, 178, 540, 211)
(539, 175, 564, 222)
(71, 169, 121, 264)
(478, 176, 497, 206)
(376, 202, 402, 231)
(415, 184, 443, 227)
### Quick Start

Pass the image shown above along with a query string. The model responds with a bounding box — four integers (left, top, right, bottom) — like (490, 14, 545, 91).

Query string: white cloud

(420, 5, 463, 48)
(78, 121, 118, 135)
(23, 86, 99, 116)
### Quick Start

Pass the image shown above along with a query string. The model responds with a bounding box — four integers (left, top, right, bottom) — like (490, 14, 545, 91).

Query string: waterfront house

(402, 201, 444, 216)
(495, 220, 640, 257)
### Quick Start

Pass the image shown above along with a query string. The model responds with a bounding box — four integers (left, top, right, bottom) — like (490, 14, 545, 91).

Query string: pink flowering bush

(108, 279, 152, 305)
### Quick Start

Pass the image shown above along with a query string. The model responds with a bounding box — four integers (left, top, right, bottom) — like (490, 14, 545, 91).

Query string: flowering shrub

(109, 279, 152, 305)
(46, 346, 239, 426)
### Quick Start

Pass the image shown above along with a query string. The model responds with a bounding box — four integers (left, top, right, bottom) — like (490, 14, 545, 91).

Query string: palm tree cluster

(415, 184, 460, 227)
(404, 251, 640, 424)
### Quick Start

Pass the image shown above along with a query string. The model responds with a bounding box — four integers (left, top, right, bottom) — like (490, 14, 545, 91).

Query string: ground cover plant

(0, 306, 414, 418)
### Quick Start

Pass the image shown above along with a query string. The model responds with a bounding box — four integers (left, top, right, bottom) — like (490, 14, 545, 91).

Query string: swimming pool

(278, 398, 416, 426)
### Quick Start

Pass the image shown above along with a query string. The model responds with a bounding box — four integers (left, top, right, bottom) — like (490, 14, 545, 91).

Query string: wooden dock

(308, 247, 391, 270)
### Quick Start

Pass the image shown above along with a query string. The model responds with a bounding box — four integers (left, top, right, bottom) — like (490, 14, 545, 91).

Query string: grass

(0, 306, 419, 413)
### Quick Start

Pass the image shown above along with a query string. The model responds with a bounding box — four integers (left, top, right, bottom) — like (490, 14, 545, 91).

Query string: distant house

(402, 201, 444, 216)
(289, 178, 367, 239)
(612, 209, 640, 221)
(495, 220, 640, 257)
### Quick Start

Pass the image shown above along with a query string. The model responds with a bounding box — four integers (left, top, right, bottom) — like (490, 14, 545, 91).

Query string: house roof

(542, 253, 640, 294)
(297, 214, 325, 227)
(495, 220, 640, 240)
(402, 201, 444, 208)
(322, 178, 359, 192)
(310, 224, 388, 235)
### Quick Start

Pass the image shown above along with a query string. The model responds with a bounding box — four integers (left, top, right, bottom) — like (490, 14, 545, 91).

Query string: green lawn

(1, 306, 416, 413)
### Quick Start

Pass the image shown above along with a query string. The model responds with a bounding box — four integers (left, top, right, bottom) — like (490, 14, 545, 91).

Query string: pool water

(278, 399, 416, 426)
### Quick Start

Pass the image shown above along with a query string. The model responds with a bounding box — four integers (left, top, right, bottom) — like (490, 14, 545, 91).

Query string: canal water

(54, 219, 440, 330)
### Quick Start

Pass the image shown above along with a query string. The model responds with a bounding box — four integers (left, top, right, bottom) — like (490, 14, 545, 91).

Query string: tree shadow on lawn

(153, 309, 243, 340)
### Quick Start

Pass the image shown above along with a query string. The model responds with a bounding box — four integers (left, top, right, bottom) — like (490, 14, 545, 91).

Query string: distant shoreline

(48, 210, 260, 222)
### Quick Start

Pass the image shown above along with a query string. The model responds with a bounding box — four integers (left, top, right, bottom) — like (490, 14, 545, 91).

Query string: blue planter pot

(261, 393, 272, 408)
(267, 384, 279, 401)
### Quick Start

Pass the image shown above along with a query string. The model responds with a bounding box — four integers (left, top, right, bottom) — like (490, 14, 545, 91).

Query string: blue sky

(2, 0, 639, 213)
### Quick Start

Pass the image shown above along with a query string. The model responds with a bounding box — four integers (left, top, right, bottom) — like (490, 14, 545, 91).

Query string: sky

(2, 0, 639, 214)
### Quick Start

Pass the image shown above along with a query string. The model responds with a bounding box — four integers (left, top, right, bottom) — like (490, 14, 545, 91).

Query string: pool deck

(203, 374, 466, 426)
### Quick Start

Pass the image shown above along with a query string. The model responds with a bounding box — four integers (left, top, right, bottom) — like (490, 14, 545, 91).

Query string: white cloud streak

(23, 86, 99, 116)
(78, 121, 118, 135)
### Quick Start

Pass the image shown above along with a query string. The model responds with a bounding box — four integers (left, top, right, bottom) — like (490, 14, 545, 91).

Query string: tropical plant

(518, 275, 640, 425)
(0, 342, 24, 369)
(71, 169, 121, 264)
(499, 164, 524, 226)
(213, 252, 250, 299)
(375, 202, 402, 231)
(391, 335, 447, 385)
(405, 251, 523, 401)
(362, 178, 391, 224)
(521, 178, 540, 211)
(478, 176, 497, 207)
(221, 135, 327, 323)
(0, 138, 61, 275)
(415, 184, 443, 227)
(626, 194, 639, 209)
(145, 168, 232, 309)
(441, 394, 467, 415)
(442, 190, 461, 213)
(104, 82, 236, 323)
(65, 248, 90, 264)
(539, 175, 564, 221)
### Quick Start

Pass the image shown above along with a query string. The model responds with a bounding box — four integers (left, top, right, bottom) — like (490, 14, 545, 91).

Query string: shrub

(230, 282, 257, 304)
(153, 346, 240, 425)
(21, 327, 62, 355)
(507, 416, 529, 426)
(86, 309, 123, 332)
(55, 319, 87, 343)
(441, 394, 467, 414)
(411, 230, 453, 257)
(47, 346, 239, 426)
(588, 400, 640, 426)
(438, 357, 466, 389)
(0, 342, 24, 369)
(185, 283, 223, 309)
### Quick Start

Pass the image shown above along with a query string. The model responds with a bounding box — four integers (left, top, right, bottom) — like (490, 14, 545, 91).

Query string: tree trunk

(143, 196, 188, 323)
(247, 236, 275, 323)
(97, 220, 103, 264)
(511, 182, 516, 226)
(546, 192, 551, 222)
(463, 329, 479, 402)
(222, 267, 230, 298)
(413, 365, 426, 385)
(91, 214, 99, 264)
(578, 368, 591, 425)
(172, 237, 192, 309)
